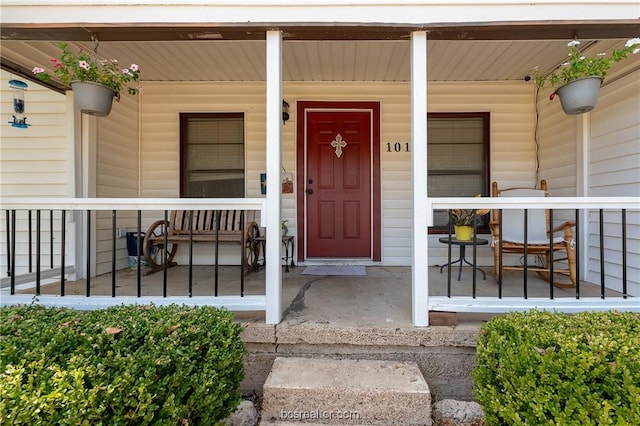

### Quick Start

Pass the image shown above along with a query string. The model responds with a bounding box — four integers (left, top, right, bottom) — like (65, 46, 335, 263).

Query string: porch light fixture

(282, 99, 290, 124)
(8, 79, 30, 128)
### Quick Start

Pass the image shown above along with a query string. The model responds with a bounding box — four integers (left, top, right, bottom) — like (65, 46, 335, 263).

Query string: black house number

(386, 142, 410, 152)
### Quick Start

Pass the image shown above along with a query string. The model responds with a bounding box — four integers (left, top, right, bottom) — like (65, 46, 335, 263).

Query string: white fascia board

(2, 1, 638, 25)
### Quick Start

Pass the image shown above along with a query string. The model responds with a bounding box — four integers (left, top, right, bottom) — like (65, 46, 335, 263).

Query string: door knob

(306, 188, 314, 195)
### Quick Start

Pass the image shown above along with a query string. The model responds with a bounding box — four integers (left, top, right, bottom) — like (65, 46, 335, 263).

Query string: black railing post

(163, 210, 168, 298)
(60, 210, 66, 296)
(49, 210, 54, 269)
(523, 209, 528, 299)
(472, 210, 477, 298)
(36, 210, 41, 295)
(112, 210, 117, 297)
(622, 209, 627, 298)
(137, 211, 142, 297)
(599, 209, 605, 299)
(240, 210, 245, 297)
(549, 209, 554, 300)
(215, 210, 221, 296)
(5, 210, 11, 277)
(188, 210, 194, 297)
(28, 210, 32, 273)
(86, 210, 91, 297)
(10, 210, 16, 294)
(498, 208, 503, 298)
(446, 212, 453, 297)
(575, 209, 580, 299)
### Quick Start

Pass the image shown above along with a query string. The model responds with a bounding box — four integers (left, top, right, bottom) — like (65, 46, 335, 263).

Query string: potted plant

(449, 207, 489, 241)
(281, 220, 288, 237)
(533, 38, 639, 115)
(32, 42, 141, 116)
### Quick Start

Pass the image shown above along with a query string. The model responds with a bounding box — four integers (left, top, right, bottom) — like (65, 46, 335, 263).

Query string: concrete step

(261, 357, 432, 425)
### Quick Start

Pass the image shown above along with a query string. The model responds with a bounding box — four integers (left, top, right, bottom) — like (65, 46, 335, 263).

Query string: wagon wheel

(244, 222, 261, 275)
(143, 220, 178, 271)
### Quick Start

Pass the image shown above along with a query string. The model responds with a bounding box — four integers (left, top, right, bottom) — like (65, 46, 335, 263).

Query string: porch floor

(16, 263, 618, 328)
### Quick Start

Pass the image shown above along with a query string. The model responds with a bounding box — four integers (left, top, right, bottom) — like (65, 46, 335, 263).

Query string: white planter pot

(555, 76, 602, 115)
(70, 81, 117, 116)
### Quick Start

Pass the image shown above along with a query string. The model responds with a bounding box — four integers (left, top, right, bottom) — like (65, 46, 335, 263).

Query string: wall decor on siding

(8, 79, 30, 128)
(533, 38, 640, 115)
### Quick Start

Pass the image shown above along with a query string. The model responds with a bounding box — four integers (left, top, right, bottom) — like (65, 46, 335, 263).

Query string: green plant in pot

(449, 207, 489, 241)
(532, 38, 639, 114)
(32, 42, 140, 116)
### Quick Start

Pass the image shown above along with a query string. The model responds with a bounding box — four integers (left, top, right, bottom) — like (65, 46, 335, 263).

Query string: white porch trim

(0, 295, 266, 311)
(265, 30, 283, 325)
(411, 31, 429, 327)
(429, 297, 640, 313)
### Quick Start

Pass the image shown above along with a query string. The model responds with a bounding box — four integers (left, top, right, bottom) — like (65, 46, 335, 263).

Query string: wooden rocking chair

(489, 180, 577, 288)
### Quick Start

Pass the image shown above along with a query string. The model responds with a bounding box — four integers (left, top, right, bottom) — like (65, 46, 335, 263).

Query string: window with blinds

(180, 113, 245, 198)
(427, 112, 490, 230)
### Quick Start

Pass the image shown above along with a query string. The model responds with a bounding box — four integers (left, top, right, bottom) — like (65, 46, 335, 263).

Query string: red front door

(305, 109, 372, 258)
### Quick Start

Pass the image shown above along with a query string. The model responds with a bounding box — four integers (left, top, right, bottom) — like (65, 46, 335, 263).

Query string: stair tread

(262, 357, 432, 425)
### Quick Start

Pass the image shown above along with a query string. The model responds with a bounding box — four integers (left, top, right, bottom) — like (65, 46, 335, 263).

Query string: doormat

(301, 265, 366, 276)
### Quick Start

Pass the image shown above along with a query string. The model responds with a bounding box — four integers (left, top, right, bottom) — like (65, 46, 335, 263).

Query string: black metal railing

(2, 207, 261, 299)
(442, 208, 633, 300)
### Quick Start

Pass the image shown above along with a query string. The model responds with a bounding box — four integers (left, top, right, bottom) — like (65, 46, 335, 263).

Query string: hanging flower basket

(555, 76, 602, 115)
(70, 81, 118, 116)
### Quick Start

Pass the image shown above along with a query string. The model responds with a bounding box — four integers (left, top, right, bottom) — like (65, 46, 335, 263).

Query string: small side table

(255, 235, 296, 272)
(439, 237, 488, 281)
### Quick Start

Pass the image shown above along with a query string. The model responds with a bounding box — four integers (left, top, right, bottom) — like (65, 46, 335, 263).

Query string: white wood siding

(588, 71, 640, 296)
(0, 70, 72, 276)
(139, 82, 266, 265)
(95, 94, 141, 274)
(536, 85, 579, 196)
(138, 80, 535, 266)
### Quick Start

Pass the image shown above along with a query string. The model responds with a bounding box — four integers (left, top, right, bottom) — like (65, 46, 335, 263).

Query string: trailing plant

(533, 38, 640, 89)
(1, 304, 245, 425)
(473, 310, 640, 425)
(32, 42, 141, 95)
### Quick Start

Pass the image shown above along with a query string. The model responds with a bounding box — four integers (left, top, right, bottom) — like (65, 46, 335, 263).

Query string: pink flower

(129, 64, 139, 72)
(79, 60, 90, 71)
(122, 68, 130, 74)
(32, 66, 45, 74)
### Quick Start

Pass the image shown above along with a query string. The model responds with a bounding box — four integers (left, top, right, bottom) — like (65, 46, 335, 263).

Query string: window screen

(180, 113, 245, 198)
(428, 113, 490, 229)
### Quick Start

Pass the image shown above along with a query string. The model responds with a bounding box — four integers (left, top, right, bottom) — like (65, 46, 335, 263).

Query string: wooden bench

(142, 210, 260, 274)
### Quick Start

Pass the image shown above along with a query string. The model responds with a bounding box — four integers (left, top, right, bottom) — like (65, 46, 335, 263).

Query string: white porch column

(576, 114, 590, 280)
(411, 31, 429, 327)
(265, 30, 283, 324)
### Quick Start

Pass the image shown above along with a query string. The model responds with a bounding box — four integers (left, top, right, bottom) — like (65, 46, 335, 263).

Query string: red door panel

(306, 110, 371, 258)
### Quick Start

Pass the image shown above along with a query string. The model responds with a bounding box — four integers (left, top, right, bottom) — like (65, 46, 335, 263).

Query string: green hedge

(473, 310, 640, 425)
(0, 304, 245, 425)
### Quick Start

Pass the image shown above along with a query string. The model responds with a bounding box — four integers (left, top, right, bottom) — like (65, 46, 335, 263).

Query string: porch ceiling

(1, 23, 638, 91)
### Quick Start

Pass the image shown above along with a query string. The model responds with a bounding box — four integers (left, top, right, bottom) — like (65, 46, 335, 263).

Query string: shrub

(473, 310, 640, 425)
(0, 304, 245, 425)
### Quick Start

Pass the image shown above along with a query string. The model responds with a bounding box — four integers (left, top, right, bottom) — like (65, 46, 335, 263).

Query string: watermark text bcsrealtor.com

(280, 409, 361, 421)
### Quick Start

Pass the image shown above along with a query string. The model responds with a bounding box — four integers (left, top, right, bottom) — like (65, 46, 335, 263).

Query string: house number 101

(386, 142, 410, 152)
